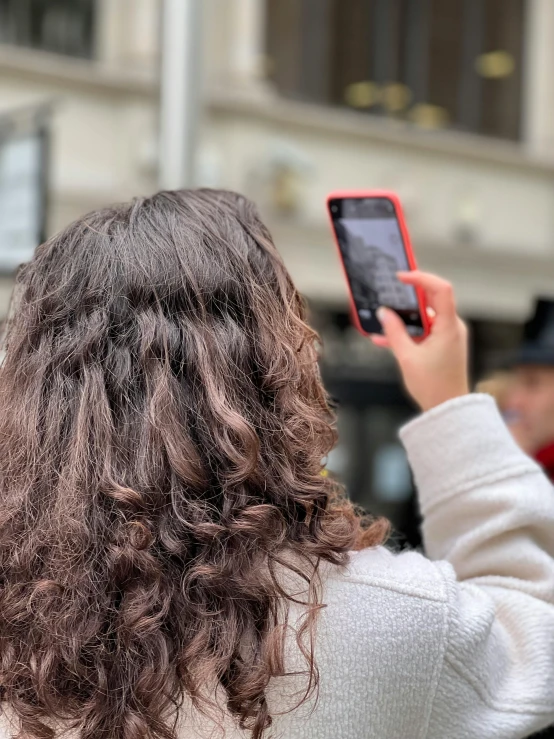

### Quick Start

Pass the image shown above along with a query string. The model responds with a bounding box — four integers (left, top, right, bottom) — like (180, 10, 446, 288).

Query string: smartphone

(327, 190, 430, 339)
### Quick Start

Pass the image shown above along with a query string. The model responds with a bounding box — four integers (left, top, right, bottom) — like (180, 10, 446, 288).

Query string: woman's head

(0, 189, 385, 739)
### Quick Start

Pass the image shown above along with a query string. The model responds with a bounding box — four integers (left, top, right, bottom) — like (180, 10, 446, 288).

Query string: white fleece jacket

(0, 394, 553, 738)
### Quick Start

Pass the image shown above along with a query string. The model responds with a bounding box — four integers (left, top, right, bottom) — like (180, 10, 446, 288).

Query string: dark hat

(506, 298, 554, 367)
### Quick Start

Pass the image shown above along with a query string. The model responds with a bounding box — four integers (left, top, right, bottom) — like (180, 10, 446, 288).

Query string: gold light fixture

(382, 83, 412, 113)
(344, 81, 380, 109)
(408, 103, 449, 129)
(475, 50, 515, 79)
(344, 81, 413, 113)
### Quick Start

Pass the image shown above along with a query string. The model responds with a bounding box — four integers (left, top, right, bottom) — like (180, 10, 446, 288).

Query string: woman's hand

(371, 271, 469, 412)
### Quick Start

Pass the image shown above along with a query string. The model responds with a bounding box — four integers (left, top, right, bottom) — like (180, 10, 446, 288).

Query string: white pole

(158, 0, 202, 190)
(522, 0, 554, 156)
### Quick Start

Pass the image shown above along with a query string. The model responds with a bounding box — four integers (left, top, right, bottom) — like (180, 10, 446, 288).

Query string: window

(0, 124, 48, 273)
(0, 0, 96, 59)
(265, 0, 526, 140)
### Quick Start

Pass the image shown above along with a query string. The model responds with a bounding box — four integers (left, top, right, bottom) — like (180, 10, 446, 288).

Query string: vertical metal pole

(158, 0, 202, 190)
(404, 0, 430, 106)
(458, 0, 484, 132)
(37, 117, 50, 245)
(300, 0, 333, 102)
(372, 0, 397, 84)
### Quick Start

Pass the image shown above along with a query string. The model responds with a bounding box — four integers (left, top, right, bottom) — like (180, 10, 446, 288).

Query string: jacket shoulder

(326, 545, 451, 604)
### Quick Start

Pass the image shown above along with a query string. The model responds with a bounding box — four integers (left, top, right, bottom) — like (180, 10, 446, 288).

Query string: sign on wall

(0, 120, 47, 272)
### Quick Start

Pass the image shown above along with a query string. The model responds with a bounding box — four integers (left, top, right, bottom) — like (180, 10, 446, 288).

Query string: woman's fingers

(397, 270, 457, 321)
(376, 307, 413, 358)
(370, 334, 389, 348)
(367, 272, 469, 410)
(372, 307, 436, 348)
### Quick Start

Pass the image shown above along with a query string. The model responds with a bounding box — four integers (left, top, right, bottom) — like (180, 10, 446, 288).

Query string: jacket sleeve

(400, 394, 554, 739)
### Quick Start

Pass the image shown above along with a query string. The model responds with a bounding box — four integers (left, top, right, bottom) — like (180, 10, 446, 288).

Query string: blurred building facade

(203, 0, 554, 319)
(2, 0, 554, 538)
(0, 0, 160, 316)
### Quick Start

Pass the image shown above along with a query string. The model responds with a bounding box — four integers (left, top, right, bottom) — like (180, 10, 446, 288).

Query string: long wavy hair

(0, 189, 387, 739)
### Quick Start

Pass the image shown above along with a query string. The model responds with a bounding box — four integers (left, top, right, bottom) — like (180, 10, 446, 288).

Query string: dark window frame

(265, 0, 526, 141)
(0, 0, 96, 60)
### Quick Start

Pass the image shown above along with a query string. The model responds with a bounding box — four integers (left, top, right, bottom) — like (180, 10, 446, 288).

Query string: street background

(1, 0, 553, 545)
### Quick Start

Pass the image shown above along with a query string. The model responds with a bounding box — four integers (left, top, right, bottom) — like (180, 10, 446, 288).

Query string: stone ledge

(0, 44, 158, 97)
(206, 84, 554, 176)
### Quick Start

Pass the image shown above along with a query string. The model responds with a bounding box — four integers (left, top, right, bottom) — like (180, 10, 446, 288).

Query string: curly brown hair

(0, 189, 387, 739)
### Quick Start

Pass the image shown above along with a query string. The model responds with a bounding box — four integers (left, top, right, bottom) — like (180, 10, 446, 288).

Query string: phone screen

(329, 197, 424, 336)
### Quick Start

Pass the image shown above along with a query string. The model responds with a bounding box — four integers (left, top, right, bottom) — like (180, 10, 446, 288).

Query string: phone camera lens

(331, 205, 338, 213)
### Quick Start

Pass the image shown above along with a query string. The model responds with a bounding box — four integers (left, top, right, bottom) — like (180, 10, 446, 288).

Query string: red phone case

(326, 189, 430, 340)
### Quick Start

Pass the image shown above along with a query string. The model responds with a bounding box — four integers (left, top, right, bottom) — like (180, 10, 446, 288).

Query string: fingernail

(376, 307, 388, 323)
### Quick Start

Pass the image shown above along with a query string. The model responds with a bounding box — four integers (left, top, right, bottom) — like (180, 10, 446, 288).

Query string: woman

(0, 189, 552, 739)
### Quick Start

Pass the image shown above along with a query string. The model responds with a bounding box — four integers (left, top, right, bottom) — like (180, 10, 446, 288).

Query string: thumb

(377, 307, 413, 357)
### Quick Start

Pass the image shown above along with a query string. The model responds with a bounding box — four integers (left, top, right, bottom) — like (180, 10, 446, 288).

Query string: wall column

(522, 0, 554, 156)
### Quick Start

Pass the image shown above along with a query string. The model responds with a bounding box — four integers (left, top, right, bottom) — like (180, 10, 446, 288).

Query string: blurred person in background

(476, 304, 554, 739)
(503, 300, 554, 739)
(475, 371, 514, 413)
(504, 299, 554, 480)
(0, 190, 553, 739)
(475, 370, 531, 450)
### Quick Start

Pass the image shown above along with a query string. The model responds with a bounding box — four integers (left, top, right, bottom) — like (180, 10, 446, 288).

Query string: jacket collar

(535, 441, 554, 482)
